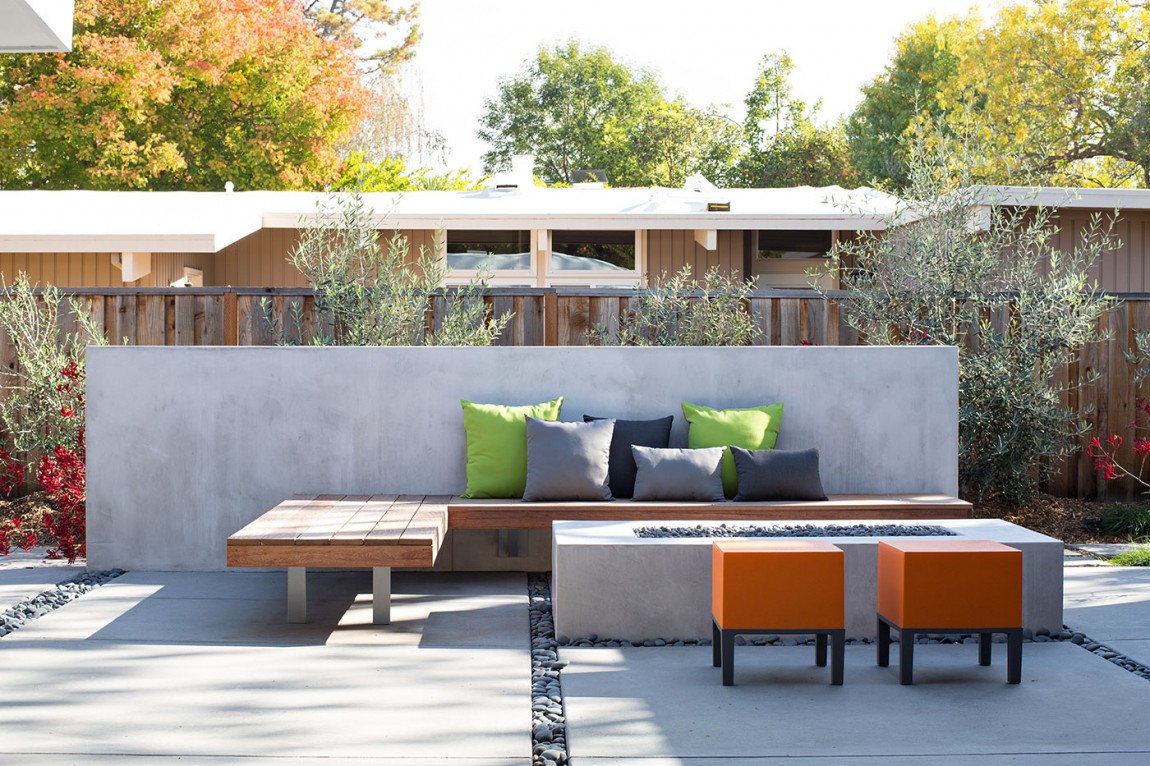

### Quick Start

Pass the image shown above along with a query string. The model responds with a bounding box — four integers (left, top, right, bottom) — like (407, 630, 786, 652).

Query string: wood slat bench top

(227, 494, 448, 568)
(446, 494, 973, 529)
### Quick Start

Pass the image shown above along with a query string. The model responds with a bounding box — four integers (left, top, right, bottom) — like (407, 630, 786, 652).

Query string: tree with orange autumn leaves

(0, 0, 373, 190)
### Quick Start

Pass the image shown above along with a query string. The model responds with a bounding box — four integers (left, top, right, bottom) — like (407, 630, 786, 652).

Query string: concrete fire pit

(552, 518, 1063, 641)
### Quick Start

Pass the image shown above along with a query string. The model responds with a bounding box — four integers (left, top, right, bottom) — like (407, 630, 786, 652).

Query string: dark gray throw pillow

(630, 446, 726, 502)
(583, 414, 674, 498)
(523, 417, 615, 501)
(730, 446, 828, 501)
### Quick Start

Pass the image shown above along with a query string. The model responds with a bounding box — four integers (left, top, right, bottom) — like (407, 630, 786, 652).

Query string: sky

(398, 0, 1004, 174)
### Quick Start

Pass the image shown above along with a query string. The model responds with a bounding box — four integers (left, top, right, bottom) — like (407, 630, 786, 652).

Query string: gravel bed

(635, 523, 958, 539)
(0, 569, 125, 638)
(528, 574, 568, 766)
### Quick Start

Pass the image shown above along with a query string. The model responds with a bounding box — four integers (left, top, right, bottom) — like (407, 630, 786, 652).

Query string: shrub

(283, 191, 510, 346)
(821, 128, 1116, 503)
(1093, 502, 1150, 540)
(0, 276, 104, 562)
(589, 267, 759, 346)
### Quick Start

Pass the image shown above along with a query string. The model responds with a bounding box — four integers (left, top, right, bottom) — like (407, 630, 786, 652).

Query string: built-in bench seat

(227, 493, 972, 624)
(447, 494, 973, 529)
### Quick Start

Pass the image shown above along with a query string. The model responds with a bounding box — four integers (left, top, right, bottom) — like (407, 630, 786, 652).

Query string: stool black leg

(899, 630, 915, 685)
(979, 632, 993, 666)
(722, 630, 735, 686)
(712, 619, 721, 668)
(1007, 629, 1023, 684)
(831, 631, 845, 686)
(816, 633, 828, 667)
(877, 618, 891, 667)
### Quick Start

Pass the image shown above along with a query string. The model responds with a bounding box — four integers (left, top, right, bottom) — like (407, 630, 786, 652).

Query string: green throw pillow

(681, 401, 784, 498)
(461, 397, 564, 498)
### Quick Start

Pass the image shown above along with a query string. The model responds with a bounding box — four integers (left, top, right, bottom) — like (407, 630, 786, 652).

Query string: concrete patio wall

(86, 345, 959, 570)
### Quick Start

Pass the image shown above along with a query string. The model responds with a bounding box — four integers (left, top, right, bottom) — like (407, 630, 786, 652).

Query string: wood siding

(645, 230, 744, 282)
(212, 228, 436, 287)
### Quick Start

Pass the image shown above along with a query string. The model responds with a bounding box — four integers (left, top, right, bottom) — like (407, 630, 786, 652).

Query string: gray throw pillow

(731, 446, 828, 501)
(523, 417, 615, 501)
(631, 446, 726, 502)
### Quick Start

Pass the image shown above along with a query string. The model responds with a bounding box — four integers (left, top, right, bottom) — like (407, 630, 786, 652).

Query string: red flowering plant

(0, 276, 105, 562)
(1088, 397, 1150, 492)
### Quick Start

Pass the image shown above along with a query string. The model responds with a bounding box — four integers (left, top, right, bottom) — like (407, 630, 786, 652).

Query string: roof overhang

(0, 0, 74, 53)
(974, 185, 1150, 210)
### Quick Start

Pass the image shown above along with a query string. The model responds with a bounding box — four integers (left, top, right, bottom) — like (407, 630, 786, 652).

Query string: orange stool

(877, 539, 1024, 685)
(711, 540, 845, 686)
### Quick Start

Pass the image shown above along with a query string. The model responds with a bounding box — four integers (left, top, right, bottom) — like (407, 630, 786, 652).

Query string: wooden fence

(11, 287, 1150, 500)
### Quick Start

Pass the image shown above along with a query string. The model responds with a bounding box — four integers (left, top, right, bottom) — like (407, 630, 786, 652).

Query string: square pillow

(460, 397, 564, 498)
(731, 446, 827, 501)
(523, 418, 615, 501)
(583, 414, 674, 498)
(630, 445, 726, 502)
(682, 401, 784, 499)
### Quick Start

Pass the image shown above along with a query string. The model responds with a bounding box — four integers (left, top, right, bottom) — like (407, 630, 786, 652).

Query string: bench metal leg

(287, 567, 307, 623)
(373, 566, 392, 625)
(712, 618, 721, 668)
(815, 633, 828, 667)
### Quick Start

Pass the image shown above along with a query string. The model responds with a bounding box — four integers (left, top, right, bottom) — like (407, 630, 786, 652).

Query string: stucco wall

(86, 345, 959, 570)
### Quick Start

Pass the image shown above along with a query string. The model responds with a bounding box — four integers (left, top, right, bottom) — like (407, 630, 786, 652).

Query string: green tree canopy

(849, 0, 1150, 188)
(477, 40, 727, 187)
(0, 0, 372, 190)
(732, 52, 860, 188)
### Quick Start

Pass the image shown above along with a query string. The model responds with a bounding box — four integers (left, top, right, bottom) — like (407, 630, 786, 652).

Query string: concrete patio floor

(0, 551, 1148, 764)
(0, 567, 531, 764)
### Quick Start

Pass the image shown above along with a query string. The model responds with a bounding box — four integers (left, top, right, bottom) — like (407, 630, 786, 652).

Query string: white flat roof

(0, 186, 900, 253)
(0, 0, 74, 52)
(6, 184, 1146, 255)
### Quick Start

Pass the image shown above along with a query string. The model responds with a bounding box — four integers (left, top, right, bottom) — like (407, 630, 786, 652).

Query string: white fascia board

(972, 185, 1150, 210)
(263, 212, 889, 231)
(0, 234, 220, 253)
(0, 0, 74, 52)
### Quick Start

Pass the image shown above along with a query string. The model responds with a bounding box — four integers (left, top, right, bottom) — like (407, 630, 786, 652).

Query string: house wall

(0, 252, 216, 288)
(1046, 208, 1150, 293)
(645, 229, 744, 281)
(86, 345, 960, 571)
(211, 228, 437, 287)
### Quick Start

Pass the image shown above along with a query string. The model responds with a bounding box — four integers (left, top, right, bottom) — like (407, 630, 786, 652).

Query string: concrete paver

(558, 643, 1150, 761)
(1064, 560, 1150, 663)
(0, 548, 83, 611)
(0, 570, 531, 763)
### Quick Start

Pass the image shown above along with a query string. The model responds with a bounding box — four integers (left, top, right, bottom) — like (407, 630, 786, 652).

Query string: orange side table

(877, 539, 1024, 685)
(711, 540, 845, 687)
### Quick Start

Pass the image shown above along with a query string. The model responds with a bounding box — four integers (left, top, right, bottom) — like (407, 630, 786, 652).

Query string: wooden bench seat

(227, 493, 970, 624)
(446, 494, 973, 529)
(227, 494, 448, 624)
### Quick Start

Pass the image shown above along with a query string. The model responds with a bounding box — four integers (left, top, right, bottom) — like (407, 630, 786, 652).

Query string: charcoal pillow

(630, 446, 726, 502)
(583, 414, 674, 498)
(523, 417, 616, 501)
(731, 446, 828, 501)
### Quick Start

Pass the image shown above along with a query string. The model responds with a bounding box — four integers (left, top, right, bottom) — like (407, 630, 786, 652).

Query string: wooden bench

(446, 494, 973, 529)
(227, 493, 971, 623)
(226, 495, 448, 624)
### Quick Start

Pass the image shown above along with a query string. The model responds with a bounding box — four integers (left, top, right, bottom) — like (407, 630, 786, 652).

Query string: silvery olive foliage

(279, 191, 509, 346)
(590, 266, 759, 347)
(819, 130, 1117, 502)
